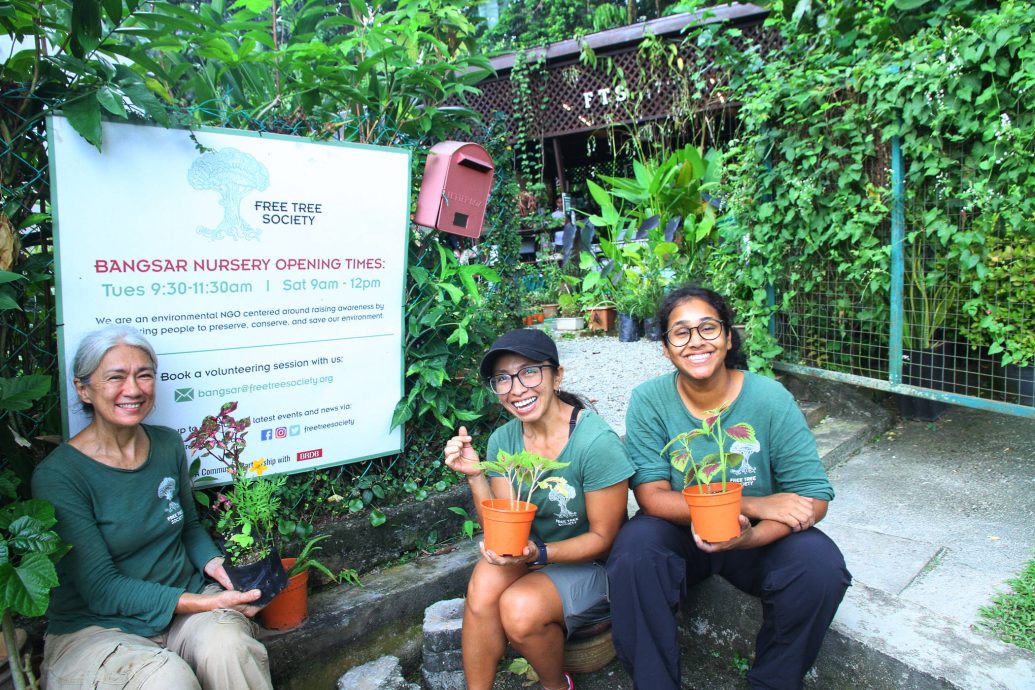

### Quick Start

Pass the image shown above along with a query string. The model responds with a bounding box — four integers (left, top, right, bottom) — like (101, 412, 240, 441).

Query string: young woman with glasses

(605, 286, 851, 690)
(444, 328, 633, 690)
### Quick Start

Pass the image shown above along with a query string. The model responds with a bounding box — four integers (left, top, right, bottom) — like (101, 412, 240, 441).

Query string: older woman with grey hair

(32, 325, 273, 690)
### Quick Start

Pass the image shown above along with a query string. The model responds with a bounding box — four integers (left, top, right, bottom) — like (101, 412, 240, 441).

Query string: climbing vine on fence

(707, 0, 1035, 371)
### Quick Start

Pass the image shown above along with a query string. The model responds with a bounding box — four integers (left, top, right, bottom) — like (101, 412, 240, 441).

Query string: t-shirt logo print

(729, 436, 761, 478)
(157, 477, 184, 525)
(542, 477, 579, 526)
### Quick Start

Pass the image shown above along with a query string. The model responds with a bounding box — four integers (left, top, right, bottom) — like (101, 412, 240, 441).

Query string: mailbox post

(413, 142, 494, 239)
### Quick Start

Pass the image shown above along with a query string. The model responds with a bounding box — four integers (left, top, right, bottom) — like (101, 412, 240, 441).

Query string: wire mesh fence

(772, 134, 1034, 416)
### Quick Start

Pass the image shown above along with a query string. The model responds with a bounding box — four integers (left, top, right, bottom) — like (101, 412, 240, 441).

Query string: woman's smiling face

(662, 297, 730, 382)
(491, 353, 561, 423)
(76, 344, 156, 429)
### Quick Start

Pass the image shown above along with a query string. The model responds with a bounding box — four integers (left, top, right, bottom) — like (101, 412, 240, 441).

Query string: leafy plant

(447, 505, 479, 540)
(961, 229, 1035, 367)
(903, 240, 961, 351)
(662, 401, 755, 492)
(503, 656, 539, 685)
(283, 534, 350, 584)
(0, 470, 69, 690)
(476, 450, 569, 508)
(393, 241, 501, 432)
(978, 554, 1035, 653)
(186, 402, 285, 565)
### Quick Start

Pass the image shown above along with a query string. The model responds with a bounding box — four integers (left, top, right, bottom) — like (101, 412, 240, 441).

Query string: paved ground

(824, 406, 1035, 629)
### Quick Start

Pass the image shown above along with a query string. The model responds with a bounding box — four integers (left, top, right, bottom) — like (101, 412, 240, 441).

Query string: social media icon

(260, 429, 274, 441)
(275, 427, 287, 439)
(289, 425, 301, 437)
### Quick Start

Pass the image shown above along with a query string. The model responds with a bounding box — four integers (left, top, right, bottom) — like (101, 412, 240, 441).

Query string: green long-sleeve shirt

(32, 424, 220, 636)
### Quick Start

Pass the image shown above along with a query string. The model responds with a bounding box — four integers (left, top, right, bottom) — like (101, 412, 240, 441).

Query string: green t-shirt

(31, 424, 220, 636)
(625, 372, 834, 500)
(486, 410, 633, 544)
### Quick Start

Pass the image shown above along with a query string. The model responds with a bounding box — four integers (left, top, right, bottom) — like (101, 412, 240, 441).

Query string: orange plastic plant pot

(480, 498, 538, 556)
(682, 482, 743, 543)
(259, 558, 309, 631)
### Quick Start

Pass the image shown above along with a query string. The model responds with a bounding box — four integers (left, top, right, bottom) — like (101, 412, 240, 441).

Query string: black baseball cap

(479, 329, 560, 380)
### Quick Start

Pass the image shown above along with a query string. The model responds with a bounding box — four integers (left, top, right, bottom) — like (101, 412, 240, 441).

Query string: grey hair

(73, 326, 158, 415)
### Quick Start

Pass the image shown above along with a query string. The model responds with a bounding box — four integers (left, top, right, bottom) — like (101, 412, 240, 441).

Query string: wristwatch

(530, 536, 548, 566)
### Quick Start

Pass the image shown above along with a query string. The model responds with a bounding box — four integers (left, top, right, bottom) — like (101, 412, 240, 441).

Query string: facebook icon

(260, 429, 274, 441)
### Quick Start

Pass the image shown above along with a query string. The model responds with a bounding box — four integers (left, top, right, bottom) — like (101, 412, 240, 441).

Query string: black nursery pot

(642, 316, 663, 341)
(618, 313, 640, 342)
(224, 550, 288, 606)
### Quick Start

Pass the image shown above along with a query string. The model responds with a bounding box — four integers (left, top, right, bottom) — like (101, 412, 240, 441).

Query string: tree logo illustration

(188, 148, 269, 241)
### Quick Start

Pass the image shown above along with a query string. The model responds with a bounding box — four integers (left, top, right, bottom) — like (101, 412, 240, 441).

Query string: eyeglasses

(487, 364, 555, 395)
(664, 318, 725, 347)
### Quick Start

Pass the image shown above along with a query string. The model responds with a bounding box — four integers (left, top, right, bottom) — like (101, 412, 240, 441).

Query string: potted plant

(553, 293, 586, 332)
(579, 262, 617, 333)
(475, 450, 569, 556)
(614, 287, 642, 342)
(259, 534, 346, 631)
(900, 242, 961, 420)
(661, 402, 755, 542)
(0, 471, 69, 690)
(186, 402, 288, 606)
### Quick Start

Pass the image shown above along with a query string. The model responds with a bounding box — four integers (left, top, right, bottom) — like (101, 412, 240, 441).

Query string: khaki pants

(41, 592, 272, 690)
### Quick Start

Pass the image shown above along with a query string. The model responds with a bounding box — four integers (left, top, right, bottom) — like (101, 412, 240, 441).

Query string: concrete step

(262, 540, 478, 689)
(681, 577, 1035, 690)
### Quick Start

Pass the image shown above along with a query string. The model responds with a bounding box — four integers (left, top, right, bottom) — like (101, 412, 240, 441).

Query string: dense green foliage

(703, 0, 1035, 371)
(481, 0, 685, 53)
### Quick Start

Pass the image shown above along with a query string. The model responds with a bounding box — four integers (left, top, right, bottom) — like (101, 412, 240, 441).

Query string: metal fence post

(888, 70, 905, 386)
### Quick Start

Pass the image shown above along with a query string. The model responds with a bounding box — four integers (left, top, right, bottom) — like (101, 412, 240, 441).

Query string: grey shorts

(538, 561, 611, 638)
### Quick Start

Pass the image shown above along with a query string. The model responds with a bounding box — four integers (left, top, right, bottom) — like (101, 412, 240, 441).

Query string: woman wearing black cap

(444, 328, 633, 690)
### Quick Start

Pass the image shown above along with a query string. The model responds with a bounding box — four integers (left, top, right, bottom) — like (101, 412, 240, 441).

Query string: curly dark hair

(657, 285, 746, 370)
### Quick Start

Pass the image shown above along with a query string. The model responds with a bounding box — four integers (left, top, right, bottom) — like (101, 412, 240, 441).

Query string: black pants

(606, 514, 851, 690)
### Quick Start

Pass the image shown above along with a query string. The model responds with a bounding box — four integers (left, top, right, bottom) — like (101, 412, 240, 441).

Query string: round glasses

(487, 364, 555, 395)
(664, 318, 725, 347)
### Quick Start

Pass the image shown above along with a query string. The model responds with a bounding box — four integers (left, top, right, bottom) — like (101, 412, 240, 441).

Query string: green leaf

(61, 94, 103, 151)
(96, 85, 128, 118)
(0, 375, 51, 412)
(368, 509, 386, 527)
(0, 552, 59, 616)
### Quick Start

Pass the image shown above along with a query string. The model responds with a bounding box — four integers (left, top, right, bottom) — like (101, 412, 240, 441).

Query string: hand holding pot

(691, 515, 752, 553)
(479, 539, 537, 567)
(745, 493, 815, 532)
(204, 556, 234, 590)
(444, 426, 483, 476)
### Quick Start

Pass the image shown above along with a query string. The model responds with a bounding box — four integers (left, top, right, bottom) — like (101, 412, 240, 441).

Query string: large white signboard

(49, 117, 409, 482)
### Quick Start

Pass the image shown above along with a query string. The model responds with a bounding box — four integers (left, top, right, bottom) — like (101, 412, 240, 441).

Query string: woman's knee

(764, 529, 851, 600)
(499, 587, 554, 643)
(465, 562, 514, 617)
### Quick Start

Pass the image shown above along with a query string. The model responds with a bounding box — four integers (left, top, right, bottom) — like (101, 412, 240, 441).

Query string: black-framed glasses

(664, 318, 725, 347)
(487, 364, 555, 395)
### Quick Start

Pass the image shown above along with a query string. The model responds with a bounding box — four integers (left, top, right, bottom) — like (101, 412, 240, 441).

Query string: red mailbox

(413, 142, 494, 239)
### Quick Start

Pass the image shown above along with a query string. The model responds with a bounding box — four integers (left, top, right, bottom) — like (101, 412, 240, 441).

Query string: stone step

(262, 541, 478, 689)
(681, 577, 1035, 690)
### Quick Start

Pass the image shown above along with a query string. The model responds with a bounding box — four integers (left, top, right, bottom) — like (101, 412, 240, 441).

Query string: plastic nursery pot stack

(480, 498, 538, 556)
(682, 482, 743, 542)
(260, 558, 308, 630)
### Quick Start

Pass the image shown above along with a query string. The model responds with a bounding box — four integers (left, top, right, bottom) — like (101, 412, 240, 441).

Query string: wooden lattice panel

(460, 19, 777, 140)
